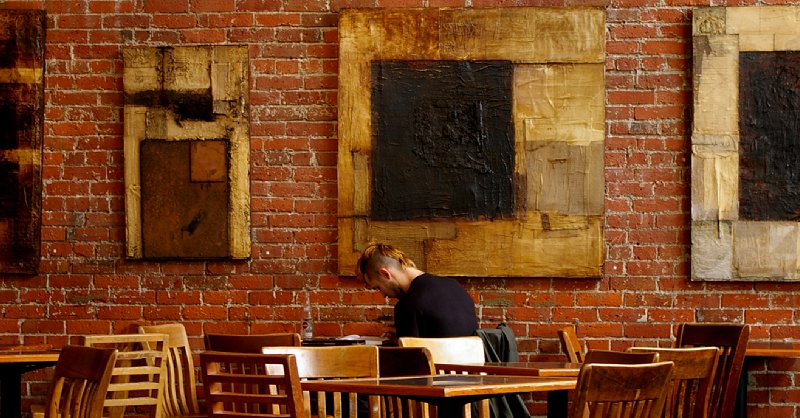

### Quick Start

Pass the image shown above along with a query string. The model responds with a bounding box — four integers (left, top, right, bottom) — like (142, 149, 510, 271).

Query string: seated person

(356, 242, 478, 339)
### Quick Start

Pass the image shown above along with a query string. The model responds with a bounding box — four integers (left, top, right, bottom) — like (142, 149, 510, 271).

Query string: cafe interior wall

(1, 0, 799, 416)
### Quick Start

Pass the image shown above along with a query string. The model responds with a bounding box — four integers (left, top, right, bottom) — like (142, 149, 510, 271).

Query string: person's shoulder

(417, 273, 466, 288)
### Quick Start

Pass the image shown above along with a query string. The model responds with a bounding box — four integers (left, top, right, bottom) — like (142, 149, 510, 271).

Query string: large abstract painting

(0, 10, 45, 274)
(123, 46, 250, 259)
(338, 8, 606, 277)
(692, 7, 800, 280)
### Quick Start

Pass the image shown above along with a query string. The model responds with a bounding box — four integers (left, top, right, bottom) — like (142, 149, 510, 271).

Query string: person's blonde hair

(357, 243, 416, 281)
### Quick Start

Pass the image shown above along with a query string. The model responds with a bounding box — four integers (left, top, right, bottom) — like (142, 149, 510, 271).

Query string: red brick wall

(1, 0, 798, 416)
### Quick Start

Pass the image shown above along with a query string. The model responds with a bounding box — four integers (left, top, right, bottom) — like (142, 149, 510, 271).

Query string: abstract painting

(123, 46, 250, 259)
(0, 10, 45, 274)
(692, 7, 800, 280)
(338, 8, 606, 277)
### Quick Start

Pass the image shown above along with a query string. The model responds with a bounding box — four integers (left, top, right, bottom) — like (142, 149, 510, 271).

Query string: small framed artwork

(123, 46, 251, 259)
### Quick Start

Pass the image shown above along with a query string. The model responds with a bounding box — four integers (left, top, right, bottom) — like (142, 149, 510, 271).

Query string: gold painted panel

(338, 7, 605, 277)
(692, 6, 800, 280)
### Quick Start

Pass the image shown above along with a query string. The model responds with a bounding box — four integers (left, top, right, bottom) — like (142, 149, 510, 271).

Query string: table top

(746, 342, 800, 358)
(435, 361, 581, 377)
(0, 346, 60, 364)
(301, 374, 576, 399)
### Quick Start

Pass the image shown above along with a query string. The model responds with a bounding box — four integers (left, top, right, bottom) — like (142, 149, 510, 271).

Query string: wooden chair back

(40, 345, 118, 418)
(675, 323, 749, 418)
(627, 347, 720, 418)
(398, 336, 485, 365)
(261, 345, 380, 418)
(571, 362, 674, 418)
(379, 347, 435, 418)
(200, 351, 305, 418)
(379, 346, 435, 377)
(558, 326, 584, 363)
(205, 333, 302, 352)
(397, 336, 488, 418)
(584, 349, 659, 364)
(138, 323, 201, 417)
(82, 333, 169, 418)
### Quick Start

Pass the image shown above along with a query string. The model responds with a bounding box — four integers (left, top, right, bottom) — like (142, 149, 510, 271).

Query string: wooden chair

(674, 323, 749, 418)
(82, 333, 169, 418)
(397, 336, 488, 418)
(138, 323, 202, 417)
(627, 347, 720, 418)
(398, 336, 485, 366)
(200, 351, 305, 418)
(205, 332, 302, 352)
(32, 345, 118, 418)
(261, 345, 381, 418)
(571, 362, 674, 418)
(558, 325, 584, 363)
(379, 347, 435, 418)
(584, 349, 659, 364)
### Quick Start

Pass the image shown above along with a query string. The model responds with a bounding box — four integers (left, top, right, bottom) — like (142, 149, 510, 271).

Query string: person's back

(356, 242, 478, 340)
(395, 273, 477, 337)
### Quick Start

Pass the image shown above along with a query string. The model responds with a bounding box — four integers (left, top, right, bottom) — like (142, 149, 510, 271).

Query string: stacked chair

(560, 323, 748, 418)
(627, 347, 720, 418)
(200, 351, 305, 418)
(674, 323, 749, 418)
(558, 325, 585, 363)
(139, 323, 203, 417)
(81, 333, 169, 418)
(571, 361, 675, 418)
(261, 345, 381, 418)
(33, 345, 117, 418)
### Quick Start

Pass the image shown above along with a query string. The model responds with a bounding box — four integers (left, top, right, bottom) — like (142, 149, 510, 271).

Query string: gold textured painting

(338, 8, 606, 277)
(692, 7, 800, 280)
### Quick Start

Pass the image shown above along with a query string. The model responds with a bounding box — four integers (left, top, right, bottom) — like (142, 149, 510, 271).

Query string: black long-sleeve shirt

(394, 273, 478, 338)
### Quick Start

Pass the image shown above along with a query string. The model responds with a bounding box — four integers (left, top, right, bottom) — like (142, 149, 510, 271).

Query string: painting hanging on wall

(338, 8, 606, 278)
(0, 10, 45, 274)
(123, 46, 250, 259)
(692, 6, 800, 280)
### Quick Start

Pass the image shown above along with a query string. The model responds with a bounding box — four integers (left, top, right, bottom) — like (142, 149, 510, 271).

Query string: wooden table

(735, 342, 800, 418)
(436, 361, 580, 417)
(301, 374, 576, 418)
(0, 347, 60, 418)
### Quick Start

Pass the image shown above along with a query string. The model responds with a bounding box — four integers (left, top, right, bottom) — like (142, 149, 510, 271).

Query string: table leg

(734, 358, 754, 418)
(435, 400, 466, 418)
(0, 368, 24, 418)
(0, 362, 58, 418)
(547, 389, 569, 418)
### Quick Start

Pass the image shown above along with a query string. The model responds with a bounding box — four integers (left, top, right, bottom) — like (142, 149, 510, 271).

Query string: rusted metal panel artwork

(140, 140, 229, 258)
(692, 7, 800, 280)
(739, 51, 800, 222)
(338, 8, 606, 277)
(370, 60, 515, 221)
(0, 10, 45, 274)
(123, 46, 250, 259)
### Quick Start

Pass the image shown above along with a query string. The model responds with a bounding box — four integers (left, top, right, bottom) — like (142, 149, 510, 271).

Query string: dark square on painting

(740, 51, 800, 221)
(140, 140, 230, 258)
(370, 60, 515, 221)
